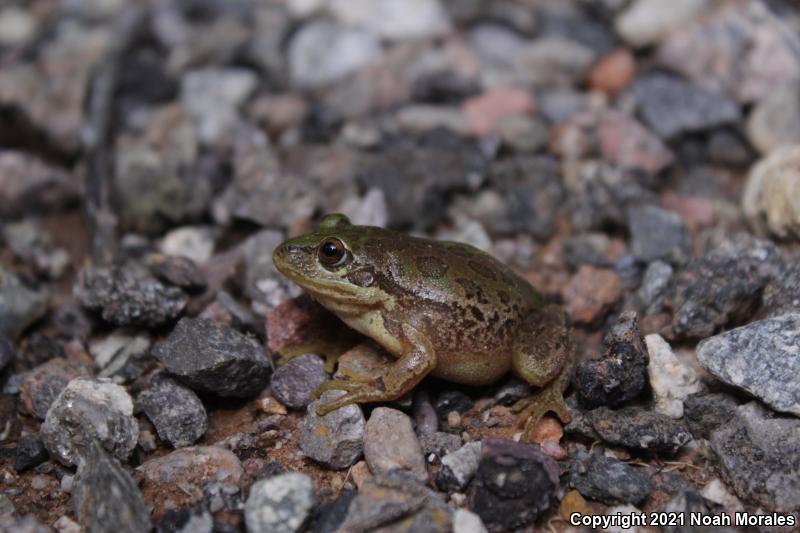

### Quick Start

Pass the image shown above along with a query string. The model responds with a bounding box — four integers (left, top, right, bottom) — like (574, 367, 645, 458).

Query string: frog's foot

(515, 379, 572, 441)
(322, 352, 341, 374)
(313, 378, 388, 416)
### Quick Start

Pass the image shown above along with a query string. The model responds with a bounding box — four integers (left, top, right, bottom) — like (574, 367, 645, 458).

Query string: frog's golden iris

(273, 214, 576, 438)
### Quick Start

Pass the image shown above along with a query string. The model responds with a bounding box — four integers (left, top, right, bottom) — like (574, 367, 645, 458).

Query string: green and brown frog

(272, 214, 575, 437)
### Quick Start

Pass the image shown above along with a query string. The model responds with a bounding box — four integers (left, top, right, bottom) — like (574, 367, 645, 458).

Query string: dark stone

(0, 395, 21, 444)
(18, 333, 65, 371)
(708, 128, 755, 168)
(419, 432, 463, 458)
(76, 265, 188, 328)
(436, 441, 481, 492)
(357, 130, 492, 230)
(563, 233, 618, 270)
(683, 393, 739, 441)
(52, 301, 93, 341)
(73, 440, 152, 533)
(148, 254, 207, 292)
(14, 434, 48, 473)
(0, 336, 14, 372)
(638, 260, 673, 313)
(153, 317, 271, 398)
(710, 402, 800, 511)
(570, 453, 653, 505)
(338, 471, 452, 533)
(586, 406, 693, 453)
(434, 391, 474, 429)
(155, 509, 213, 533)
(0, 266, 48, 341)
(627, 205, 691, 265)
(634, 73, 741, 139)
(411, 71, 481, 103)
(312, 489, 357, 533)
(271, 354, 328, 409)
(19, 358, 92, 419)
(470, 438, 559, 531)
(762, 253, 800, 317)
(574, 311, 648, 408)
(669, 238, 784, 339)
(138, 375, 208, 448)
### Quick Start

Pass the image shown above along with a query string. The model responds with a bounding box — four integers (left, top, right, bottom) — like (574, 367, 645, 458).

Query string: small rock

(300, 390, 365, 469)
(0, 151, 80, 219)
(412, 390, 439, 436)
(89, 332, 151, 383)
(0, 336, 13, 372)
(683, 393, 739, 441)
(597, 111, 675, 175)
(76, 265, 187, 328)
(586, 406, 692, 453)
(763, 254, 800, 316)
(147, 254, 207, 292)
(575, 311, 648, 408)
(637, 261, 673, 313)
(329, 0, 450, 40)
(700, 478, 744, 512)
(564, 266, 623, 325)
(563, 233, 626, 271)
(710, 402, 800, 511)
(155, 510, 214, 533)
(180, 67, 257, 143)
(159, 226, 216, 265)
(338, 471, 452, 533)
(698, 313, 800, 417)
(656, 1, 800, 103)
(0, 266, 48, 340)
(0, 515, 50, 533)
(742, 145, 800, 241)
(266, 295, 351, 357)
(14, 434, 48, 473)
(419, 432, 462, 458)
(364, 407, 427, 482)
(271, 354, 329, 409)
(645, 334, 701, 419)
(138, 375, 208, 448)
(245, 473, 317, 533)
(136, 446, 243, 519)
(588, 49, 635, 96)
(53, 515, 80, 533)
(2, 220, 70, 279)
(497, 115, 550, 154)
(634, 73, 740, 139)
(311, 489, 357, 533)
(73, 440, 151, 533)
(515, 36, 596, 89)
(433, 391, 474, 430)
(453, 509, 488, 533)
(669, 238, 783, 339)
(41, 378, 138, 467)
(627, 205, 691, 265)
(470, 438, 559, 531)
(570, 453, 653, 505)
(243, 229, 302, 313)
(18, 358, 91, 419)
(288, 20, 381, 89)
(661, 491, 736, 533)
(462, 86, 535, 136)
(437, 441, 481, 492)
(746, 82, 800, 155)
(153, 317, 270, 398)
(615, 0, 709, 47)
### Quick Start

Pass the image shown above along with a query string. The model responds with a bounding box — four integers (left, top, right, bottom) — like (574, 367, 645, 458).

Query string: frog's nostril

(286, 244, 301, 254)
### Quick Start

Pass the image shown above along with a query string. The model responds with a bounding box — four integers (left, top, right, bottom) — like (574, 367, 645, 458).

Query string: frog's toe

(518, 388, 572, 440)
(313, 380, 386, 416)
(312, 379, 364, 398)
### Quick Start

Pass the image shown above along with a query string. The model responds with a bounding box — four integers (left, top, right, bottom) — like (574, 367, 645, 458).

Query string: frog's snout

(273, 242, 306, 275)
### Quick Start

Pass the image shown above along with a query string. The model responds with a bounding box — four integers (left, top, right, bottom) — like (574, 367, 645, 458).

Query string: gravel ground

(1, 0, 800, 532)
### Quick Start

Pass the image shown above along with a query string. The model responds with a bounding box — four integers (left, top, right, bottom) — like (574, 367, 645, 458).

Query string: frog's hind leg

(313, 323, 436, 416)
(511, 305, 576, 437)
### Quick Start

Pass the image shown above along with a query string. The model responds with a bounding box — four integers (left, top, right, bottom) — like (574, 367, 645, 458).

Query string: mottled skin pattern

(273, 214, 575, 436)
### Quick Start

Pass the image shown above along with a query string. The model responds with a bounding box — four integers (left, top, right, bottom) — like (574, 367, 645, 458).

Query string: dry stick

(83, 7, 147, 267)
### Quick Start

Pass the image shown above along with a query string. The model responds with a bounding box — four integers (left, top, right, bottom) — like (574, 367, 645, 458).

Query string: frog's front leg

(512, 305, 576, 437)
(313, 324, 436, 416)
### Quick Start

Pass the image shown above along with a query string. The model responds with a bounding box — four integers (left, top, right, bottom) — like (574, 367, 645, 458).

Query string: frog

(272, 214, 575, 437)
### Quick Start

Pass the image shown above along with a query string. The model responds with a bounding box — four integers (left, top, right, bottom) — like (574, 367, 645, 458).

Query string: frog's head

(272, 214, 392, 312)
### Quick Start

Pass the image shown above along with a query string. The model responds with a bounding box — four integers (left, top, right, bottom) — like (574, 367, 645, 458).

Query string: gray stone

(138, 375, 208, 448)
(638, 261, 673, 312)
(364, 407, 427, 482)
(698, 314, 800, 417)
(338, 471, 451, 533)
(300, 390, 365, 469)
(41, 378, 139, 467)
(0, 515, 53, 533)
(710, 402, 800, 511)
(437, 441, 481, 492)
(0, 151, 79, 219)
(747, 82, 800, 155)
(76, 265, 187, 328)
(0, 336, 13, 372)
(18, 358, 91, 419)
(89, 332, 151, 384)
(683, 393, 739, 442)
(2, 220, 70, 279)
(329, 0, 450, 40)
(0, 266, 48, 340)
(153, 317, 270, 398)
(628, 206, 691, 265)
(73, 440, 151, 533)
(763, 254, 800, 316)
(634, 73, 740, 139)
(570, 453, 653, 505)
(586, 406, 693, 453)
(244, 473, 317, 533)
(615, 0, 709, 47)
(419, 431, 462, 458)
(288, 20, 381, 89)
(661, 491, 738, 533)
(271, 354, 328, 409)
(242, 230, 302, 316)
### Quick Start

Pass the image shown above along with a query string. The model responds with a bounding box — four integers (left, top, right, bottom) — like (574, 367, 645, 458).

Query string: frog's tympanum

(273, 214, 575, 436)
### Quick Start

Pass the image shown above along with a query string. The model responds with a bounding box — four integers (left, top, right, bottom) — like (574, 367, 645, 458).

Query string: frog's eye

(318, 237, 347, 267)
